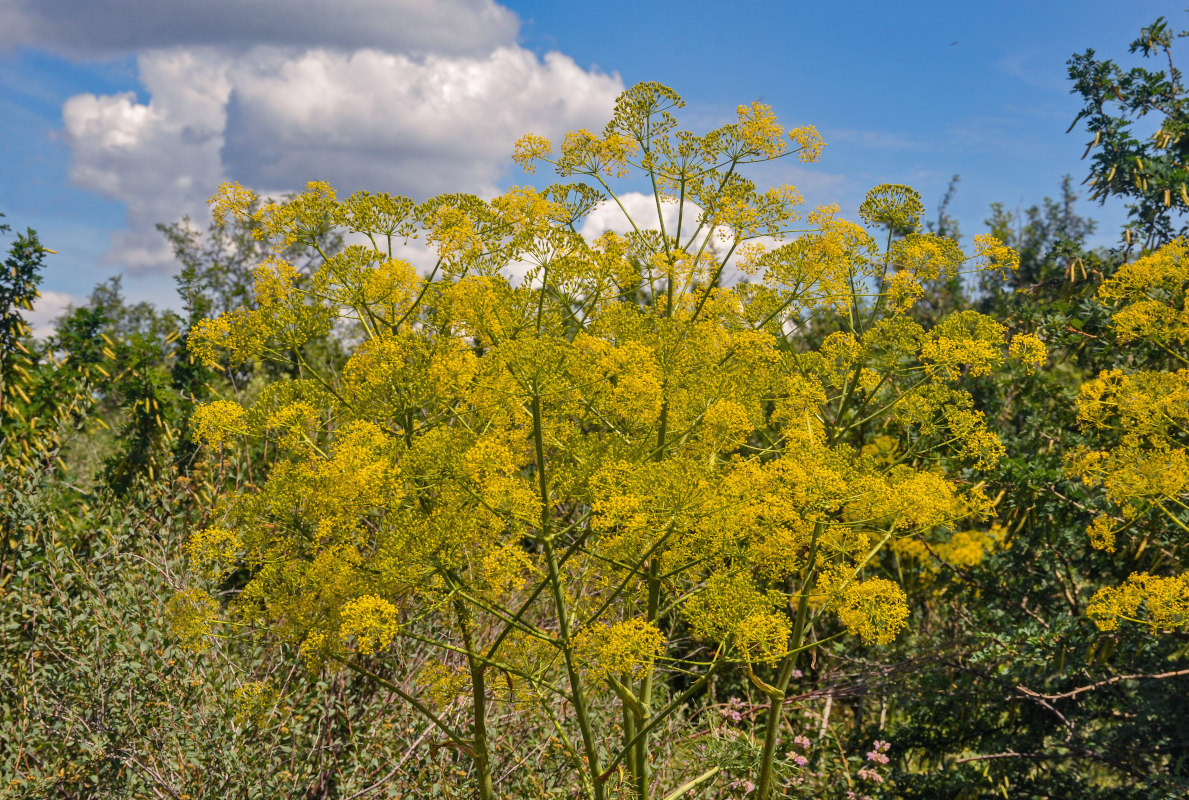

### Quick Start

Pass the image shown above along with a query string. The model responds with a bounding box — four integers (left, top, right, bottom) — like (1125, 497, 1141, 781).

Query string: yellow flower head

(859, 185, 924, 232)
(735, 612, 792, 665)
(788, 125, 826, 162)
(165, 587, 220, 651)
(191, 400, 247, 449)
(573, 618, 666, 682)
(1008, 333, 1047, 371)
(339, 595, 400, 655)
(187, 526, 242, 582)
(834, 577, 909, 645)
(1087, 572, 1189, 632)
(513, 133, 552, 173)
(972, 233, 1020, 273)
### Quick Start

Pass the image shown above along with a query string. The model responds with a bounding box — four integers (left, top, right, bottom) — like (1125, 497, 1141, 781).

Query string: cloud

(826, 128, 921, 152)
(220, 46, 621, 198)
(0, 0, 518, 58)
(996, 51, 1068, 92)
(61, 48, 233, 274)
(26, 288, 84, 339)
(59, 43, 623, 275)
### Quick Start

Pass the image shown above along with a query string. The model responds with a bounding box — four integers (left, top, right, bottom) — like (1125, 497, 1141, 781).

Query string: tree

(179, 82, 1038, 800)
(0, 213, 446, 799)
(982, 175, 1100, 300)
(1068, 16, 1189, 251)
(840, 177, 1188, 796)
(0, 215, 56, 470)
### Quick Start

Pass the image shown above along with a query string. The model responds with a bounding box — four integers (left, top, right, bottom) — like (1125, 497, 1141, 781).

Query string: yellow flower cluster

(684, 572, 784, 645)
(479, 543, 537, 598)
(1067, 238, 1189, 635)
(735, 612, 793, 665)
(418, 662, 472, 708)
(512, 133, 553, 174)
(573, 618, 666, 681)
(788, 125, 826, 163)
(1087, 572, 1189, 632)
(972, 233, 1020, 273)
(209, 181, 257, 227)
(1097, 237, 1189, 345)
(1008, 333, 1047, 371)
(893, 524, 1007, 575)
(165, 587, 219, 652)
(920, 311, 1008, 381)
(339, 595, 401, 655)
(186, 526, 242, 582)
(191, 400, 247, 449)
(232, 681, 278, 727)
(736, 103, 789, 159)
(832, 577, 910, 645)
(179, 84, 1037, 752)
(555, 128, 640, 178)
(859, 185, 924, 232)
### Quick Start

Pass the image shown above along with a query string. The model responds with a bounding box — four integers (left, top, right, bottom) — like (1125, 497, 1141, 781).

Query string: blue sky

(0, 0, 1178, 332)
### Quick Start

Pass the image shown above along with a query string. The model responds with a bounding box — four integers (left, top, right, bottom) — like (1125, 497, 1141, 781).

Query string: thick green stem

(455, 598, 496, 800)
(599, 658, 722, 783)
(622, 681, 639, 782)
(544, 536, 604, 800)
(634, 559, 662, 799)
(532, 389, 603, 800)
(755, 523, 822, 800)
(754, 656, 797, 800)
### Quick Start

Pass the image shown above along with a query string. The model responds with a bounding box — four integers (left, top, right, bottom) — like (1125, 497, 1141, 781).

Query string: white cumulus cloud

(55, 36, 622, 275)
(219, 46, 622, 199)
(26, 289, 85, 339)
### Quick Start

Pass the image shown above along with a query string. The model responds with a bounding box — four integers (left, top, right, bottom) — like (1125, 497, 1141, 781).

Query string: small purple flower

(793, 754, 808, 767)
(858, 768, 884, 783)
(718, 698, 746, 723)
(793, 734, 811, 750)
(866, 739, 891, 764)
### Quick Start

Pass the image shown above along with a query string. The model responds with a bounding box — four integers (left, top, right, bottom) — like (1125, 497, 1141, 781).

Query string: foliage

(1068, 15, 1189, 250)
(0, 218, 67, 473)
(0, 215, 415, 800)
(0, 454, 463, 799)
(982, 175, 1101, 301)
(845, 173, 1189, 798)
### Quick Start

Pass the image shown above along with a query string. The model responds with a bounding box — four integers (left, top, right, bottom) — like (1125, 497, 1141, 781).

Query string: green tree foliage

(1068, 15, 1189, 250)
(844, 177, 1189, 797)
(982, 175, 1101, 300)
(0, 217, 435, 799)
(0, 215, 59, 471)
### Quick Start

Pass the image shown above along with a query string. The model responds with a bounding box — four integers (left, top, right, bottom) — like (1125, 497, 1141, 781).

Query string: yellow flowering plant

(180, 82, 1035, 800)
(1067, 239, 1189, 633)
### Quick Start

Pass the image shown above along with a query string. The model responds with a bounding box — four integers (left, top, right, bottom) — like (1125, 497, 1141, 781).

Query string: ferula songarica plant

(175, 81, 1039, 800)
